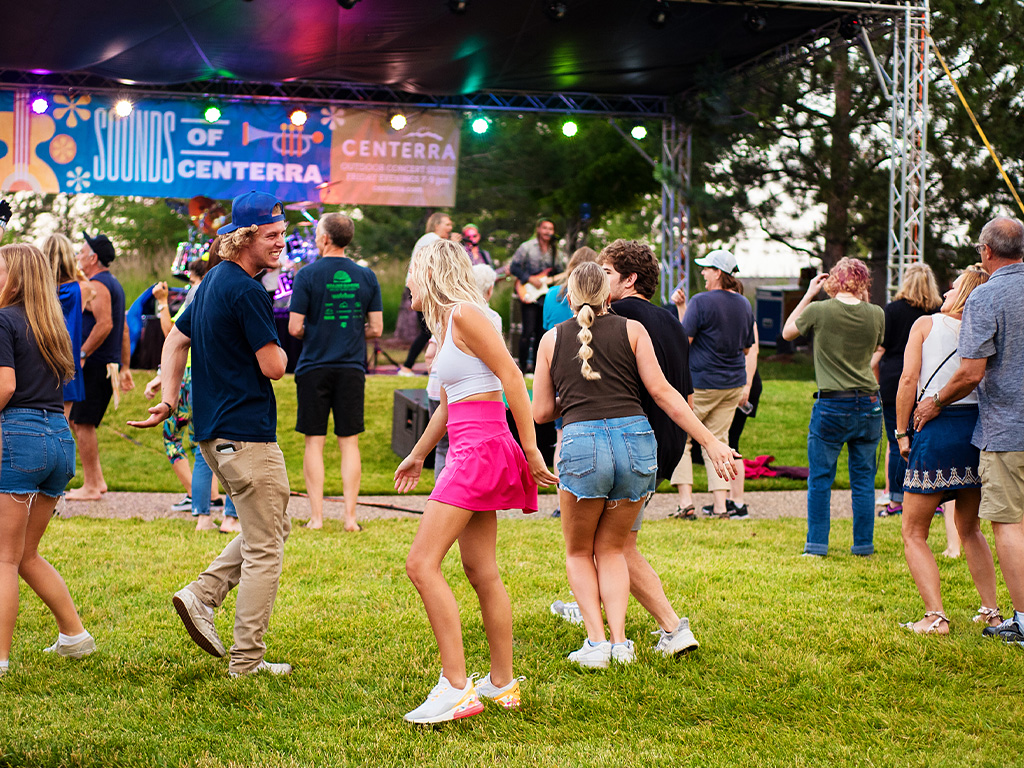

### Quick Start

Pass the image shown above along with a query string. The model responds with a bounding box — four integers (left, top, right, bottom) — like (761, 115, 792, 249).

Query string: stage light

(337, 0, 359, 7)
(631, 125, 648, 140)
(114, 99, 134, 118)
(839, 14, 862, 41)
(745, 10, 767, 34)
(30, 95, 49, 115)
(649, 1, 671, 29)
(290, 108, 308, 127)
(390, 112, 407, 131)
(203, 103, 222, 123)
(471, 116, 490, 134)
(448, 0, 468, 13)
(562, 120, 578, 138)
(545, 2, 566, 21)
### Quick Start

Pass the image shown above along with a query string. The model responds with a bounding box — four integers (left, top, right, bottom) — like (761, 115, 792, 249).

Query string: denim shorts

(0, 408, 76, 497)
(558, 416, 658, 502)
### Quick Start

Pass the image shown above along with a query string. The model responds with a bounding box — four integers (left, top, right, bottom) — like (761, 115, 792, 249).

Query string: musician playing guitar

(508, 218, 561, 372)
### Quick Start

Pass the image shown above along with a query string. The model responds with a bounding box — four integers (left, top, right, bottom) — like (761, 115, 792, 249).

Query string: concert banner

(0, 90, 460, 205)
(321, 109, 460, 208)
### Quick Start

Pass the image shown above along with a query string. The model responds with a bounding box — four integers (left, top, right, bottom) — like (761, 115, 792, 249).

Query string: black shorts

(295, 367, 366, 437)
(69, 359, 114, 427)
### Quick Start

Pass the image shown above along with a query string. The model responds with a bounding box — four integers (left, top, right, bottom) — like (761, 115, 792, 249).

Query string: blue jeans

(805, 395, 882, 556)
(191, 446, 237, 518)
(0, 408, 75, 497)
(881, 402, 905, 503)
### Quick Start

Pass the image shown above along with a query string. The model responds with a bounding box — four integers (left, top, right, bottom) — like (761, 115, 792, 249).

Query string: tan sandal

(900, 611, 949, 634)
(973, 606, 1003, 626)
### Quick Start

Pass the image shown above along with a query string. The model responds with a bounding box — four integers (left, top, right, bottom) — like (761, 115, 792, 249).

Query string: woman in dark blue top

(44, 233, 89, 416)
(0, 243, 95, 676)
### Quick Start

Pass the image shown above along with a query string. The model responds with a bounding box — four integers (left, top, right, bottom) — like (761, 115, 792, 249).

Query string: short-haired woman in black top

(0, 244, 94, 675)
(533, 262, 737, 668)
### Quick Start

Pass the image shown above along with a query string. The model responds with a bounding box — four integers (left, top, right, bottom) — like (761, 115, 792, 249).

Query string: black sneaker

(994, 617, 1024, 643)
(703, 500, 736, 517)
(210, 498, 225, 508)
(728, 503, 750, 520)
(551, 508, 561, 519)
(171, 495, 192, 512)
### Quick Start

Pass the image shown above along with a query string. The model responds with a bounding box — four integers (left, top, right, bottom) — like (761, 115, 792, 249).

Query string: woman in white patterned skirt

(894, 266, 1002, 634)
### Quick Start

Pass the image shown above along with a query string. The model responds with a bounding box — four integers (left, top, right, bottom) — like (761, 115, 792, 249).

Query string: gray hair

(980, 216, 1024, 261)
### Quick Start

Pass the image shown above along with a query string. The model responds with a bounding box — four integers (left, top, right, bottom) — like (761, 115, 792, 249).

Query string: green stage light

(203, 104, 222, 123)
(471, 117, 490, 134)
(631, 125, 647, 140)
(562, 120, 578, 137)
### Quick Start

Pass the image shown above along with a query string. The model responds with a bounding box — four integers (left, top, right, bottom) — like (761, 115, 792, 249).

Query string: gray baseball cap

(695, 248, 738, 274)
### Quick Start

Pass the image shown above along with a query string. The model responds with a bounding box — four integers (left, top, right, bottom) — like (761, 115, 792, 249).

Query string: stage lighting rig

(745, 10, 767, 34)
(545, 2, 566, 21)
(290, 108, 308, 126)
(114, 99, 134, 118)
(649, 1, 671, 29)
(390, 112, 407, 131)
(203, 103, 223, 123)
(631, 125, 648, 141)
(30, 94, 49, 114)
(838, 14, 862, 41)
(471, 116, 490, 134)
(562, 120, 578, 138)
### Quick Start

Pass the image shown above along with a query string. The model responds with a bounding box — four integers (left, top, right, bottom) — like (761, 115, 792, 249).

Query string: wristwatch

(932, 392, 944, 410)
(894, 430, 910, 440)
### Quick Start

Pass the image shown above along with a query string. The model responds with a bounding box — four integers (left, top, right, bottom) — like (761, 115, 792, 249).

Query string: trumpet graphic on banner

(242, 122, 324, 158)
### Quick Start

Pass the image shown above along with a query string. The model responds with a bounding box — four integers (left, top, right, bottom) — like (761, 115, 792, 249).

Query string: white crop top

(434, 305, 503, 403)
(919, 314, 978, 405)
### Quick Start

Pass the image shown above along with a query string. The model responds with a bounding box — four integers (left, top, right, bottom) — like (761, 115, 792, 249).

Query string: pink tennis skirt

(430, 400, 539, 513)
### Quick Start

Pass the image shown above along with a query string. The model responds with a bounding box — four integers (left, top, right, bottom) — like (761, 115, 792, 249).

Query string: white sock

(1014, 610, 1024, 625)
(0, 659, 9, 670)
(59, 630, 91, 645)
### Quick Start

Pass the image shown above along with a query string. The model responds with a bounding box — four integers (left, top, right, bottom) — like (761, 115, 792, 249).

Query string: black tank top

(549, 313, 644, 427)
(83, 271, 125, 365)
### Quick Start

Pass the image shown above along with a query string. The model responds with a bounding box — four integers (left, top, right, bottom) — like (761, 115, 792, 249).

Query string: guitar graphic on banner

(0, 91, 59, 193)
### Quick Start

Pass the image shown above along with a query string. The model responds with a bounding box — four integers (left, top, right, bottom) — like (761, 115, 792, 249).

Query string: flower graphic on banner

(320, 106, 345, 131)
(53, 94, 93, 128)
(66, 166, 91, 192)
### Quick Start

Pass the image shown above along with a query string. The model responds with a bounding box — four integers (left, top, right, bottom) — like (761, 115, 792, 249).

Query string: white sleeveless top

(434, 305, 502, 403)
(919, 314, 978, 404)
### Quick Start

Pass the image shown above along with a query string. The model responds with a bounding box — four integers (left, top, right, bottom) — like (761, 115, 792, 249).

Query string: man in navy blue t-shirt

(130, 191, 293, 678)
(288, 213, 382, 532)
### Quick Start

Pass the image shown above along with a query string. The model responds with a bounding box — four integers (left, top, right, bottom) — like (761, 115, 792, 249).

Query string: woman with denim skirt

(0, 243, 95, 676)
(532, 262, 738, 668)
(783, 258, 885, 557)
(894, 266, 1001, 634)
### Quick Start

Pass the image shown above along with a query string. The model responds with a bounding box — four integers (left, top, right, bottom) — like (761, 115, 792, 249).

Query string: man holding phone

(130, 191, 293, 678)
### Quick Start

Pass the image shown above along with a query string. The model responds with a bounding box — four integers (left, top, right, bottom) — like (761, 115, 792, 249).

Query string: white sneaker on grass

(172, 588, 225, 657)
(875, 491, 891, 507)
(171, 495, 192, 512)
(475, 673, 524, 709)
(611, 640, 635, 664)
(404, 672, 484, 724)
(229, 660, 292, 678)
(42, 631, 96, 659)
(653, 617, 699, 656)
(568, 639, 611, 669)
(550, 599, 583, 625)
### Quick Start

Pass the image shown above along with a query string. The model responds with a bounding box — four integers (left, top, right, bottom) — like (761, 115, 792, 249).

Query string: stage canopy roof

(0, 0, 856, 110)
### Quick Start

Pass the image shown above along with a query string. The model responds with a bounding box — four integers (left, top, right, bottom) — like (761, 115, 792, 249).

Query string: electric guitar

(514, 268, 552, 304)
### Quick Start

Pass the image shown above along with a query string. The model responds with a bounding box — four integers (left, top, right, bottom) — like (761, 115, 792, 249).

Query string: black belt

(814, 389, 879, 399)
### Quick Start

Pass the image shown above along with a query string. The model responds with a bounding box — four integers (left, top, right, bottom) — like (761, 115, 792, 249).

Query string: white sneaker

(550, 599, 583, 625)
(611, 640, 635, 664)
(653, 617, 699, 656)
(875, 491, 891, 507)
(568, 639, 611, 669)
(404, 673, 484, 724)
(42, 632, 96, 659)
(475, 673, 524, 709)
(229, 660, 292, 678)
(172, 588, 225, 657)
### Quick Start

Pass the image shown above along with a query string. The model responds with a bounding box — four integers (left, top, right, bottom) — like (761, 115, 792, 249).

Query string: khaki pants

(189, 439, 291, 674)
(670, 387, 744, 492)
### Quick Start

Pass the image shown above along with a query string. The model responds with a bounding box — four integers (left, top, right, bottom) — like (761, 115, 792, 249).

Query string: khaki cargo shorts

(978, 450, 1024, 524)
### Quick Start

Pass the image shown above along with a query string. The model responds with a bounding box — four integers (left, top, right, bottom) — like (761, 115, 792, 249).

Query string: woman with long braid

(532, 262, 738, 668)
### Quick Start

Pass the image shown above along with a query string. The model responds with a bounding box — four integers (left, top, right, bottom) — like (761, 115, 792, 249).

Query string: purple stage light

(30, 96, 49, 114)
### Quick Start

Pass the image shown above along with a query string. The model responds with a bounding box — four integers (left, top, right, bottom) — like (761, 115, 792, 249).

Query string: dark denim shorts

(0, 408, 76, 497)
(558, 416, 658, 502)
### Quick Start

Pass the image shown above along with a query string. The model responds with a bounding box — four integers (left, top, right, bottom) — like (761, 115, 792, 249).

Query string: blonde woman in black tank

(532, 263, 738, 668)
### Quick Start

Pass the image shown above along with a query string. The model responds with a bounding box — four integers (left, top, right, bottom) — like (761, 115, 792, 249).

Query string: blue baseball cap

(218, 191, 285, 235)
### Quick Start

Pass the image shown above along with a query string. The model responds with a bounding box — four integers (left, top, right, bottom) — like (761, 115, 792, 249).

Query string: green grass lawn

(82, 353, 881, 496)
(2, 515, 1022, 767)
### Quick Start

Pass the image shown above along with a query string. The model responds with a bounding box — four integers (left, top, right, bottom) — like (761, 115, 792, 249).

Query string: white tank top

(434, 304, 502, 403)
(919, 314, 978, 404)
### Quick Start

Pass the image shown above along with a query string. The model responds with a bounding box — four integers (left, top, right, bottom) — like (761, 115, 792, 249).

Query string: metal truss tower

(886, 0, 931, 297)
